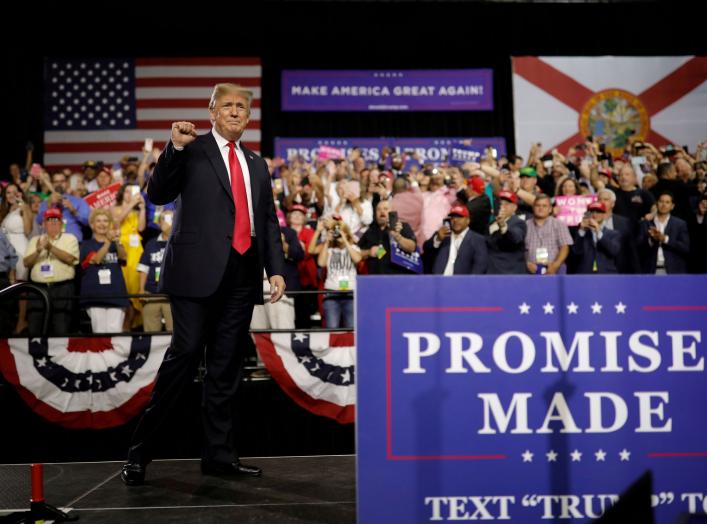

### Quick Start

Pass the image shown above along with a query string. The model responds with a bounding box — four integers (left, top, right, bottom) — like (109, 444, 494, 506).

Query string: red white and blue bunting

(0, 335, 170, 429)
(254, 332, 355, 424)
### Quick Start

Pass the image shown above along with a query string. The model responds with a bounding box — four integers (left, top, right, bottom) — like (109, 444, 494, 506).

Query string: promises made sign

(357, 275, 707, 523)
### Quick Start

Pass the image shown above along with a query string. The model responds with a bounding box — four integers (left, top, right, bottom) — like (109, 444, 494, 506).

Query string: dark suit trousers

(128, 246, 259, 465)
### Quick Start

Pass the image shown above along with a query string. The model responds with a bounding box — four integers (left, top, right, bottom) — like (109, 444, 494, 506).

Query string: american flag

(43, 57, 261, 171)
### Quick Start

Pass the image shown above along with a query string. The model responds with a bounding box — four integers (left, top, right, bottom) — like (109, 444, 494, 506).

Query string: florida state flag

(512, 56, 707, 157)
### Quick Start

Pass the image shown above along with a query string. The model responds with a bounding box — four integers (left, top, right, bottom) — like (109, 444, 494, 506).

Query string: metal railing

(0, 282, 51, 337)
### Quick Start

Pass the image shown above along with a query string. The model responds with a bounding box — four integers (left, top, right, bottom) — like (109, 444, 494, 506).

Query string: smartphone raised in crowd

(388, 211, 398, 231)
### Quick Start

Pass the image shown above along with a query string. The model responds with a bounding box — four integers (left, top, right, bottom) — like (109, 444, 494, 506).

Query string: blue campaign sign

(274, 137, 507, 165)
(356, 275, 707, 523)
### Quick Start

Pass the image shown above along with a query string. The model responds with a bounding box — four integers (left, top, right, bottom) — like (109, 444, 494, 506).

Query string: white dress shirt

(211, 128, 256, 236)
(442, 227, 469, 276)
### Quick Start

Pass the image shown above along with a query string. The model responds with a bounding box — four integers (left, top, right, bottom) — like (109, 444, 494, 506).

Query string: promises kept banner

(357, 275, 707, 523)
(274, 137, 506, 165)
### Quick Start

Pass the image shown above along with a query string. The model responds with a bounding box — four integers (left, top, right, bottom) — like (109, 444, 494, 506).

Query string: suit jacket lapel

(241, 144, 261, 208)
(202, 133, 234, 203)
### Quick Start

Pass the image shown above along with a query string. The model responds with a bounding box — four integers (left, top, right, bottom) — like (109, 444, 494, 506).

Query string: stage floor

(0, 455, 356, 523)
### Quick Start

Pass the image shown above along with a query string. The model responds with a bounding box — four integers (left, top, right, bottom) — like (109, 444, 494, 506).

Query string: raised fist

(171, 122, 198, 148)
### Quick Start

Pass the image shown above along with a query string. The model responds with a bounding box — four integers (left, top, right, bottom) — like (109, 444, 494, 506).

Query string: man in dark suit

(596, 189, 639, 273)
(121, 84, 286, 485)
(423, 205, 487, 274)
(572, 201, 622, 273)
(638, 191, 690, 274)
(485, 190, 527, 274)
(463, 175, 491, 235)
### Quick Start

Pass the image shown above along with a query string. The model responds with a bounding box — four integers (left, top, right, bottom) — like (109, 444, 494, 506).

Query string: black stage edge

(0, 456, 355, 523)
(0, 377, 355, 464)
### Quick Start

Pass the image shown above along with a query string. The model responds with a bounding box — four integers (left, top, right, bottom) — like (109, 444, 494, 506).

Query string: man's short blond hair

(208, 83, 253, 113)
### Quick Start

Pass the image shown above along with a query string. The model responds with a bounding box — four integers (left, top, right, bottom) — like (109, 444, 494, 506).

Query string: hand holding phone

(388, 211, 398, 231)
(143, 138, 154, 154)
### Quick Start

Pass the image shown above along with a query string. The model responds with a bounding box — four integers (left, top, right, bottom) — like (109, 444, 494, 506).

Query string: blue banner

(356, 275, 707, 523)
(282, 69, 493, 111)
(274, 137, 507, 165)
(389, 239, 423, 274)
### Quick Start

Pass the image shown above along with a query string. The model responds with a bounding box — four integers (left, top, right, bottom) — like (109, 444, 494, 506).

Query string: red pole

(31, 464, 44, 503)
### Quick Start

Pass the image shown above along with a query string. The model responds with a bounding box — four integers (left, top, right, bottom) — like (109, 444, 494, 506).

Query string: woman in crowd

(553, 175, 583, 273)
(0, 183, 33, 333)
(111, 183, 145, 330)
(288, 203, 319, 327)
(79, 209, 128, 333)
(311, 216, 361, 328)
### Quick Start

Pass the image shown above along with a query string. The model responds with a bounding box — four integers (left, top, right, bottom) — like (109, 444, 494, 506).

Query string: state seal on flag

(579, 88, 650, 156)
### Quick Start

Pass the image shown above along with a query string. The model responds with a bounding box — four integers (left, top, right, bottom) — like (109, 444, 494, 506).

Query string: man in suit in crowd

(463, 175, 491, 235)
(596, 189, 639, 273)
(572, 201, 622, 274)
(122, 83, 286, 485)
(486, 190, 527, 274)
(638, 191, 690, 274)
(423, 205, 487, 275)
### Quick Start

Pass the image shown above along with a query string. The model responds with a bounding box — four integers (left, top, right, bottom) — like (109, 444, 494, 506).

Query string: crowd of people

(1, 136, 706, 336)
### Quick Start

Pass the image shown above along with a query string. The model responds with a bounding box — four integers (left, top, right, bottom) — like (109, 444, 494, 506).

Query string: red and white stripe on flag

(254, 332, 355, 424)
(43, 57, 261, 171)
(0, 335, 170, 429)
(512, 56, 707, 157)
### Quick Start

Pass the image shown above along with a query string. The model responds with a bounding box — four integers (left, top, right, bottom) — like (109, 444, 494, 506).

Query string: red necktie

(227, 141, 252, 254)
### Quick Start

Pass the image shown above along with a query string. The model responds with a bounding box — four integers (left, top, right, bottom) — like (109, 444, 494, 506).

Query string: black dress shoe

(201, 460, 262, 478)
(121, 462, 146, 486)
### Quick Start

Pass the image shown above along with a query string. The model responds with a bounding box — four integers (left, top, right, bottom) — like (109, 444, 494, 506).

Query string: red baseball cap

(588, 201, 607, 213)
(289, 204, 308, 214)
(43, 207, 63, 220)
(448, 205, 469, 218)
(469, 176, 485, 195)
(498, 190, 517, 204)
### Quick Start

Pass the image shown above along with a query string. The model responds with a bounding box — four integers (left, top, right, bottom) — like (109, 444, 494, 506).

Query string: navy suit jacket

(280, 226, 304, 295)
(148, 134, 285, 301)
(423, 229, 488, 275)
(609, 214, 640, 274)
(638, 216, 690, 274)
(485, 215, 527, 274)
(571, 227, 622, 274)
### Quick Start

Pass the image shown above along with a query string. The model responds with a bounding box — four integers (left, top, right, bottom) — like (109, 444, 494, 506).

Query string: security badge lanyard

(39, 234, 62, 278)
(535, 247, 550, 265)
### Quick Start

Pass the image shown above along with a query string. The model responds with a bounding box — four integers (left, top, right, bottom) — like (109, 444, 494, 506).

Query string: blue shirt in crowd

(37, 195, 91, 241)
(137, 237, 167, 293)
(0, 231, 18, 273)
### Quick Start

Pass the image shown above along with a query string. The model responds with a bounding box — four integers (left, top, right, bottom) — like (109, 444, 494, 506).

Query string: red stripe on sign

(136, 57, 261, 66)
(390, 454, 506, 461)
(513, 57, 594, 113)
(137, 120, 261, 130)
(136, 77, 261, 88)
(639, 56, 707, 116)
(67, 337, 113, 353)
(253, 334, 354, 424)
(385, 309, 393, 459)
(136, 98, 261, 108)
(643, 305, 707, 311)
(648, 452, 707, 457)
